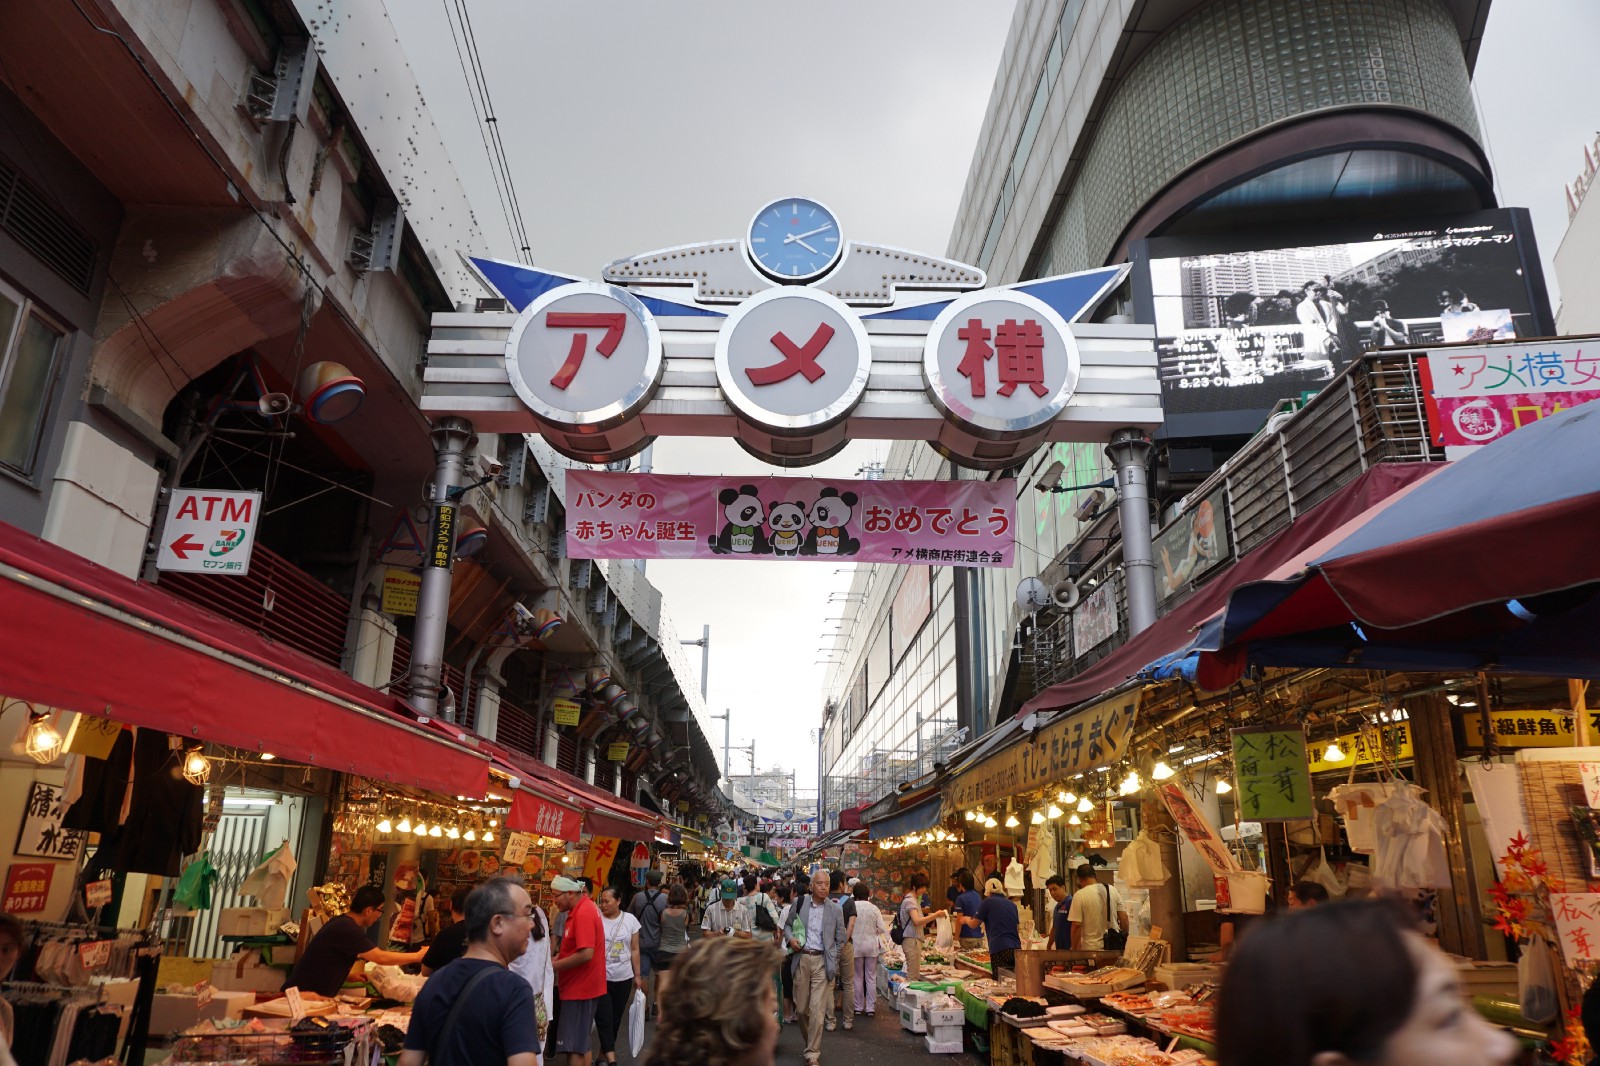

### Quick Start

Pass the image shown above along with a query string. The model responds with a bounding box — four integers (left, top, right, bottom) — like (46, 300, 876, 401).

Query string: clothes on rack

(3, 990, 122, 1066)
(65, 728, 203, 877)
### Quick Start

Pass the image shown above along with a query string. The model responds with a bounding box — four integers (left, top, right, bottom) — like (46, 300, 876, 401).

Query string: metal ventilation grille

(0, 158, 97, 295)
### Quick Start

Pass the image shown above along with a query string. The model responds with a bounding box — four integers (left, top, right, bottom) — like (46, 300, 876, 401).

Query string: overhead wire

(440, 0, 520, 261)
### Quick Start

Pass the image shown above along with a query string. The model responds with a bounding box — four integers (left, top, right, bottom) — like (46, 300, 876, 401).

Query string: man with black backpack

(628, 869, 668, 1018)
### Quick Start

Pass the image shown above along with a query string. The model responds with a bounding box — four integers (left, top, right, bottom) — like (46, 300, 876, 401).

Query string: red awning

(486, 743, 664, 841)
(1021, 463, 1440, 714)
(0, 520, 489, 797)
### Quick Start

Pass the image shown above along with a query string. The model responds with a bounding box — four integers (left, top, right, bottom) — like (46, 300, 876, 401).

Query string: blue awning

(868, 796, 944, 840)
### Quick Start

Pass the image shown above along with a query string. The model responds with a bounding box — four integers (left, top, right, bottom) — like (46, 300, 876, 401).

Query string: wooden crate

(1013, 948, 1123, 997)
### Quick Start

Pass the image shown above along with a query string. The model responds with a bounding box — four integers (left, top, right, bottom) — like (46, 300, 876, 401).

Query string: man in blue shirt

(975, 878, 1022, 974)
(952, 870, 984, 947)
(1046, 875, 1073, 950)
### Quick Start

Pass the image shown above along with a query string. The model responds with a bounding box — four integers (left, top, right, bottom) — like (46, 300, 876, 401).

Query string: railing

(496, 696, 543, 760)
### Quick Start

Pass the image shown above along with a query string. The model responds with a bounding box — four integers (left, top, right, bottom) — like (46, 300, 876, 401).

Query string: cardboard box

(147, 990, 256, 1037)
(924, 1033, 963, 1054)
(217, 907, 288, 937)
(210, 950, 290, 994)
(1153, 962, 1223, 991)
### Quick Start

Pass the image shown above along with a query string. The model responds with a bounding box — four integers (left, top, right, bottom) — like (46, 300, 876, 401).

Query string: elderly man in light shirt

(785, 871, 846, 1066)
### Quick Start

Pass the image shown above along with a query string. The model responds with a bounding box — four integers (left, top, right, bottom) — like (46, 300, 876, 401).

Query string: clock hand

(781, 233, 821, 254)
(793, 237, 819, 254)
(788, 223, 834, 242)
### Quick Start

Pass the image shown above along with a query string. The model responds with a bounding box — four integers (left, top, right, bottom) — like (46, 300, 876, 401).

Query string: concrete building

(1555, 131, 1600, 335)
(820, 0, 1500, 831)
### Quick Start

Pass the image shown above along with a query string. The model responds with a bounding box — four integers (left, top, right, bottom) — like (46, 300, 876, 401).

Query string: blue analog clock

(747, 197, 844, 282)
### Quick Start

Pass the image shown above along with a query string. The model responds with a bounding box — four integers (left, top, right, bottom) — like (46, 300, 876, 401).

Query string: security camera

(511, 603, 537, 634)
(478, 456, 505, 477)
(1034, 460, 1065, 493)
(1073, 489, 1106, 523)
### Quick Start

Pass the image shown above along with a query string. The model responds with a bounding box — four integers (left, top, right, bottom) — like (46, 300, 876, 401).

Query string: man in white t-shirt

(1066, 865, 1128, 951)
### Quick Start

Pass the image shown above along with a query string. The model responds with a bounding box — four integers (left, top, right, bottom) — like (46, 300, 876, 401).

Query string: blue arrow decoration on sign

(860, 263, 1129, 323)
(469, 256, 725, 318)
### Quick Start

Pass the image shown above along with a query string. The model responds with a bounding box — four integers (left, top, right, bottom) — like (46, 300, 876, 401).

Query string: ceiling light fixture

(1077, 796, 1094, 813)
(1031, 810, 1045, 825)
(1216, 778, 1233, 794)
(1004, 812, 1020, 828)
(1151, 760, 1174, 781)
(182, 749, 213, 786)
(376, 816, 393, 834)
(397, 815, 413, 834)
(1323, 740, 1346, 763)
(19, 711, 63, 764)
(1047, 804, 1063, 820)
(1068, 813, 1082, 826)
(1058, 790, 1076, 805)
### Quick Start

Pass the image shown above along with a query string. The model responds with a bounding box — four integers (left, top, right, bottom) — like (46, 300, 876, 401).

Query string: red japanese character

(956, 508, 979, 535)
(926, 507, 953, 535)
(987, 507, 1010, 537)
(956, 318, 993, 397)
(747, 323, 833, 386)
(995, 318, 1048, 397)
(863, 506, 893, 533)
(893, 507, 922, 533)
(545, 312, 626, 390)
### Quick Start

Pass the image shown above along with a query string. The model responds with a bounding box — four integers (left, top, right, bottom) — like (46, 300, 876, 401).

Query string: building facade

(1555, 131, 1600, 335)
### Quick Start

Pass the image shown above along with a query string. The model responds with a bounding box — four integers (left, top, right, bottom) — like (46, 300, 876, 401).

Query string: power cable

(439, 0, 519, 260)
(446, 0, 534, 263)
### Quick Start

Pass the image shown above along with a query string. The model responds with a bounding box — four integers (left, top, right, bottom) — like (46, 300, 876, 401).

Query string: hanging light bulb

(376, 815, 393, 834)
(1077, 796, 1094, 813)
(1058, 790, 1076, 805)
(964, 810, 975, 822)
(19, 711, 63, 764)
(464, 827, 477, 842)
(1031, 810, 1046, 825)
(430, 824, 443, 838)
(397, 815, 413, 834)
(1152, 760, 1175, 781)
(1323, 740, 1346, 763)
(984, 815, 997, 828)
(483, 829, 495, 843)
(181, 749, 212, 785)
(1047, 804, 1063, 820)
(489, 818, 498, 828)
(1004, 812, 1020, 828)
(1216, 778, 1233, 794)
(906, 833, 920, 845)
(259, 752, 276, 761)
(1068, 813, 1082, 826)
(1119, 770, 1141, 796)
(413, 820, 428, 836)
(446, 824, 461, 840)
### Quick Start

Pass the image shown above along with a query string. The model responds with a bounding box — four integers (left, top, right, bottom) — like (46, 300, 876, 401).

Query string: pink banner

(565, 472, 1016, 567)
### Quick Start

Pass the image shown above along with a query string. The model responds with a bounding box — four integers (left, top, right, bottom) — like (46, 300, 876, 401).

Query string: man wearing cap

(549, 875, 606, 1066)
(702, 878, 755, 938)
(976, 877, 1022, 975)
(785, 870, 845, 1066)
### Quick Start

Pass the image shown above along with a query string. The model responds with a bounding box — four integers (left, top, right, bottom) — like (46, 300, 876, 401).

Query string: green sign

(1230, 725, 1313, 822)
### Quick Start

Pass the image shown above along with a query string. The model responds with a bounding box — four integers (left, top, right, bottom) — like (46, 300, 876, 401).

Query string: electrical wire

(439, 0, 520, 261)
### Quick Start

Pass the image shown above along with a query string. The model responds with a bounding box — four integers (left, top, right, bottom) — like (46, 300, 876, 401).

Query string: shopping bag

(628, 988, 646, 1056)
(933, 915, 954, 953)
(1304, 847, 1347, 900)
(1518, 934, 1560, 1025)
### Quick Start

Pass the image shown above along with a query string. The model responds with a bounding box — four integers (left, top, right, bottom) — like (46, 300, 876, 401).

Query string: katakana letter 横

(994, 318, 1048, 397)
(956, 319, 993, 397)
(545, 312, 626, 390)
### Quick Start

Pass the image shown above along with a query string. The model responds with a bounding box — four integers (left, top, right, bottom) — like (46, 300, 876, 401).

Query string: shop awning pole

(1574, 679, 1592, 746)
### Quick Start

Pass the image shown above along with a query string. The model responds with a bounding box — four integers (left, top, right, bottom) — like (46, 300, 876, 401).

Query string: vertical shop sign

(16, 782, 85, 860)
(1231, 726, 1314, 821)
(1550, 893, 1600, 964)
(427, 504, 457, 569)
(1155, 782, 1240, 875)
(584, 837, 620, 883)
(1, 862, 54, 913)
(552, 698, 582, 727)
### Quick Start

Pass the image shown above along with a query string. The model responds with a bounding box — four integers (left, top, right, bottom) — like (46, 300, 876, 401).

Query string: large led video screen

(1130, 208, 1554, 439)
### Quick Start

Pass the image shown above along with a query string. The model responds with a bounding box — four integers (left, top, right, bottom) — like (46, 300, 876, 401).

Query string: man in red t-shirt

(549, 875, 607, 1065)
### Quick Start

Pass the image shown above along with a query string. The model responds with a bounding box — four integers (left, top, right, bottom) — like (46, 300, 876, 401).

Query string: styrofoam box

(899, 1002, 928, 1033)
(924, 1005, 964, 1028)
(927, 1023, 963, 1044)
(898, 987, 932, 1011)
(924, 1033, 963, 1054)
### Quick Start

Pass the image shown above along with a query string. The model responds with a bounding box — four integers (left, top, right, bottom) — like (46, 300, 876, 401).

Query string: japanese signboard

(507, 791, 583, 842)
(1154, 486, 1229, 601)
(583, 837, 620, 883)
(1462, 709, 1577, 749)
(716, 287, 872, 433)
(1421, 339, 1600, 458)
(65, 715, 122, 759)
(2, 863, 54, 913)
(16, 781, 85, 860)
(551, 698, 582, 727)
(1072, 579, 1118, 653)
(1307, 723, 1415, 773)
(565, 471, 1016, 567)
(381, 568, 421, 615)
(427, 504, 456, 570)
(1550, 893, 1600, 964)
(84, 878, 113, 908)
(1231, 726, 1314, 821)
(606, 742, 629, 762)
(156, 489, 261, 575)
(1156, 782, 1240, 876)
(757, 819, 817, 835)
(947, 690, 1138, 810)
(924, 289, 1081, 434)
(502, 832, 535, 866)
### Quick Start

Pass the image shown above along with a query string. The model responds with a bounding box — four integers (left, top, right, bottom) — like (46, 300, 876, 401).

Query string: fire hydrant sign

(157, 489, 262, 575)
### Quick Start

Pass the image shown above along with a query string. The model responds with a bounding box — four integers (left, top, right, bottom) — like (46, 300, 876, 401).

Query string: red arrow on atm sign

(168, 534, 205, 559)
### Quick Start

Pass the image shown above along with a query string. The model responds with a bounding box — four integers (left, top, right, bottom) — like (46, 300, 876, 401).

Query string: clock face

(747, 197, 843, 282)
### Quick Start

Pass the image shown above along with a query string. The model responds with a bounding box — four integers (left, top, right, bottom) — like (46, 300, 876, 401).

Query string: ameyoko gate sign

(421, 197, 1161, 472)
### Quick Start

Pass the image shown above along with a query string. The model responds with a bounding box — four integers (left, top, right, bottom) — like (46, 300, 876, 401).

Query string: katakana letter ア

(545, 312, 626, 391)
(994, 319, 1048, 397)
(747, 323, 833, 386)
(956, 319, 993, 397)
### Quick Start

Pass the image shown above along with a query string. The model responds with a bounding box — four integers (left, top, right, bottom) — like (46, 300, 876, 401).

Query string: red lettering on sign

(747, 322, 834, 386)
(221, 497, 253, 523)
(545, 312, 627, 390)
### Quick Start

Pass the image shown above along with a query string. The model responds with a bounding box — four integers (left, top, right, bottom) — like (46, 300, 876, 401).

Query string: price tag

(84, 879, 113, 908)
(195, 979, 214, 1007)
(284, 985, 307, 1022)
(78, 940, 113, 970)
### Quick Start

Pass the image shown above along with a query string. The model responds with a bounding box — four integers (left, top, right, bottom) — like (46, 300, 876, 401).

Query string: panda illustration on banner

(707, 485, 771, 555)
(766, 501, 808, 558)
(800, 487, 861, 557)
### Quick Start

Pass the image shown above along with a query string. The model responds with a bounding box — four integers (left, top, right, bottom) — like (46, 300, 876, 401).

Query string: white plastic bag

(628, 988, 646, 1056)
(933, 915, 954, 953)
(1518, 934, 1560, 1025)
(1303, 847, 1347, 900)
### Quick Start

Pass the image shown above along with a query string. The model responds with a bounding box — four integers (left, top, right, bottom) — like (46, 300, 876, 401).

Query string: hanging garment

(1004, 858, 1026, 896)
(1370, 785, 1451, 890)
(1328, 782, 1403, 855)
(174, 853, 220, 911)
(75, 729, 203, 877)
(1027, 823, 1057, 882)
(1120, 832, 1171, 888)
(239, 841, 298, 910)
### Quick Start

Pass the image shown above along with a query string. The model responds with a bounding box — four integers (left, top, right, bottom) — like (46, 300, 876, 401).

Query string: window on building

(0, 280, 66, 478)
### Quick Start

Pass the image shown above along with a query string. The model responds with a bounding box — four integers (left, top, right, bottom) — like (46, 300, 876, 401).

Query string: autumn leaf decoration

(1486, 832, 1563, 941)
(1548, 1004, 1591, 1066)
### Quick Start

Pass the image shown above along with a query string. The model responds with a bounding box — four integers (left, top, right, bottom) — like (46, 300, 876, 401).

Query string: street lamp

(679, 624, 710, 702)
(709, 709, 731, 780)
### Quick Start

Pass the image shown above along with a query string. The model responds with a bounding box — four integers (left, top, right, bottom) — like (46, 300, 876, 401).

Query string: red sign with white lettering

(507, 791, 583, 842)
(3, 862, 55, 913)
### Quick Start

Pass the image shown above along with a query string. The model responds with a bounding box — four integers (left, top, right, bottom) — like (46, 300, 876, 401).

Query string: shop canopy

(1187, 401, 1600, 682)
(0, 520, 490, 797)
(1021, 462, 1438, 714)
(867, 795, 945, 840)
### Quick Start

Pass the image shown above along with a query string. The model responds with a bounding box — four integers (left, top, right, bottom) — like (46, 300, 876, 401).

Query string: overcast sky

(386, 0, 1594, 796)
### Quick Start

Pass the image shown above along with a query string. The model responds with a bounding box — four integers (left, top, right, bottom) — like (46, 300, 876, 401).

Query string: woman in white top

(848, 882, 886, 1016)
(596, 886, 643, 1066)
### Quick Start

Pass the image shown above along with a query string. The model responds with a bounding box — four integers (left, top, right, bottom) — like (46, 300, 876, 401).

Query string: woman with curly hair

(641, 934, 780, 1066)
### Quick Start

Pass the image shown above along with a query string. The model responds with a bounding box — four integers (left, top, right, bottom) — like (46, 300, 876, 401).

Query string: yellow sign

(381, 568, 421, 616)
(1463, 709, 1576, 749)
(947, 691, 1138, 810)
(583, 837, 620, 883)
(1307, 723, 1414, 773)
(552, 698, 581, 727)
(428, 504, 456, 570)
(65, 715, 122, 759)
(607, 742, 629, 761)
